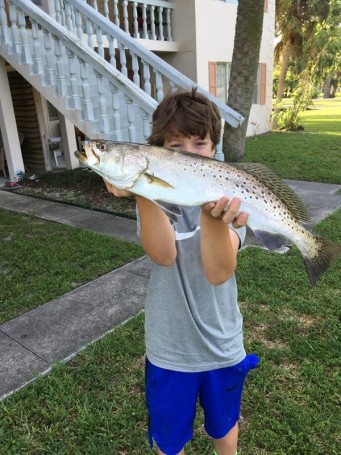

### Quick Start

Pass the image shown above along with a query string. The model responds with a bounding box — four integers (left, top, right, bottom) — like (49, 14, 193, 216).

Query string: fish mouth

(74, 150, 87, 162)
(74, 141, 100, 165)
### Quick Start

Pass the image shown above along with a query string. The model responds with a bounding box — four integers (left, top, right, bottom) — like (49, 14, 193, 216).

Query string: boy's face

(164, 134, 215, 158)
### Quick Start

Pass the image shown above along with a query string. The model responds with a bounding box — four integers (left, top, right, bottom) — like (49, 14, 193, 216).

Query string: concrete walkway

(0, 180, 340, 401)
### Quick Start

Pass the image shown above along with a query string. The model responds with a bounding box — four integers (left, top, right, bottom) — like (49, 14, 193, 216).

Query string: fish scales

(75, 140, 341, 286)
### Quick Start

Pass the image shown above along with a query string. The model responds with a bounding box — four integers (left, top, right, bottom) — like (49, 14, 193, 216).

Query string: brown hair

(148, 87, 221, 148)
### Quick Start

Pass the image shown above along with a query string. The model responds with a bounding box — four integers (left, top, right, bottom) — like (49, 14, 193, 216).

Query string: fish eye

(97, 142, 107, 151)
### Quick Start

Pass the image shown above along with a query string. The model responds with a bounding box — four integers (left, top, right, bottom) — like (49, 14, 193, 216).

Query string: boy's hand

(201, 196, 248, 228)
(103, 179, 134, 198)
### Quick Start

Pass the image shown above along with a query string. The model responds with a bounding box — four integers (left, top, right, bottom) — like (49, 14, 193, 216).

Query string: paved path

(0, 180, 340, 401)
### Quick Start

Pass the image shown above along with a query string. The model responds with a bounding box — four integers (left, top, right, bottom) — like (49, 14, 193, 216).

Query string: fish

(75, 140, 341, 286)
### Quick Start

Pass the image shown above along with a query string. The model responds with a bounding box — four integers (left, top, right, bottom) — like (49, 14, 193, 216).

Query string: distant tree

(222, 0, 264, 162)
(273, 0, 341, 130)
(274, 0, 330, 104)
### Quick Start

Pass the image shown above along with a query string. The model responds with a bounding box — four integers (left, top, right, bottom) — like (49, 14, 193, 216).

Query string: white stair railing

(54, 0, 244, 128)
(69, 0, 174, 42)
(0, 0, 158, 141)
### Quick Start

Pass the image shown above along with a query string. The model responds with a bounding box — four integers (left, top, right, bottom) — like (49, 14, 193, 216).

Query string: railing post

(126, 96, 136, 142)
(17, 8, 32, 64)
(110, 83, 123, 141)
(79, 58, 95, 121)
(0, 0, 11, 45)
(43, 29, 56, 87)
(8, 1, 21, 57)
(132, 1, 139, 38)
(55, 36, 68, 96)
(96, 72, 110, 133)
(31, 18, 44, 75)
(66, 48, 81, 110)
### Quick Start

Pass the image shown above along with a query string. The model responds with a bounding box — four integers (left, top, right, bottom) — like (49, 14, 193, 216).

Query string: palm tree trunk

(323, 73, 332, 98)
(276, 40, 292, 102)
(222, 0, 264, 162)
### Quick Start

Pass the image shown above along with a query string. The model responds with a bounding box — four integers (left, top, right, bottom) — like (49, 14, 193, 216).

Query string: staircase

(0, 0, 243, 151)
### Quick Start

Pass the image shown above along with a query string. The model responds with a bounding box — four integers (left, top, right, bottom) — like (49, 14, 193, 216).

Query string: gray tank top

(140, 206, 246, 373)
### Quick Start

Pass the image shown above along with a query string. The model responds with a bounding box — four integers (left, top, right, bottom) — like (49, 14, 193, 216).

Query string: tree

(274, 0, 330, 104)
(273, 0, 341, 130)
(222, 0, 264, 162)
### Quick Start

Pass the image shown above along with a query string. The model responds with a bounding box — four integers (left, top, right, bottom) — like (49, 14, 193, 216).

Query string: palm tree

(274, 0, 330, 103)
(222, 0, 264, 162)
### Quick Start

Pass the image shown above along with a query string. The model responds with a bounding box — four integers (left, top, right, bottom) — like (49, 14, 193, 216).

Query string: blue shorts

(145, 354, 259, 455)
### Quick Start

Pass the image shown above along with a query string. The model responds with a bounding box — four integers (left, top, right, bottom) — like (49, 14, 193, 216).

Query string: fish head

(75, 140, 121, 167)
(75, 140, 148, 189)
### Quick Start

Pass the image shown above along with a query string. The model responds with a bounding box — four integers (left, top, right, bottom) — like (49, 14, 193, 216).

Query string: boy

(105, 88, 258, 455)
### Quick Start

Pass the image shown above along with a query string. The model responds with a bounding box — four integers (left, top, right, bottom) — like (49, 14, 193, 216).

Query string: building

(0, 0, 275, 182)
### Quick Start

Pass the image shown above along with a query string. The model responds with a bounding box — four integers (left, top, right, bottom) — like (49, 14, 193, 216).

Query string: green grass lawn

(0, 209, 143, 324)
(0, 209, 340, 454)
(245, 97, 341, 183)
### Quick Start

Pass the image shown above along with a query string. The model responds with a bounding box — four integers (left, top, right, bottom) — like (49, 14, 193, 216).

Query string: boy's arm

(200, 196, 247, 286)
(104, 180, 176, 266)
(136, 196, 177, 266)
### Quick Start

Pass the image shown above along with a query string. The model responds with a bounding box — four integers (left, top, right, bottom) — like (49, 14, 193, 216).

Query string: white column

(0, 56, 25, 181)
(58, 114, 79, 169)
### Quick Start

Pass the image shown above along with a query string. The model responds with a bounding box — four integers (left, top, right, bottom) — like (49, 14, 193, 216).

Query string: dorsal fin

(230, 162, 310, 224)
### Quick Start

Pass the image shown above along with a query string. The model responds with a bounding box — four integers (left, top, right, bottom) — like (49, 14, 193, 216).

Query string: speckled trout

(75, 140, 341, 285)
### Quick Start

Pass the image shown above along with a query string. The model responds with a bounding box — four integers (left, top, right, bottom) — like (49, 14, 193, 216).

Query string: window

(209, 62, 266, 105)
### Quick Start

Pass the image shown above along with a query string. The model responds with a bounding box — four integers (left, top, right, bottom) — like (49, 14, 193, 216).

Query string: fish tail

(303, 237, 341, 286)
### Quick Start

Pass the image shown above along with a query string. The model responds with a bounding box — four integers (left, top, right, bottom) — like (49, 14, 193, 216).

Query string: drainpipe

(0, 57, 25, 182)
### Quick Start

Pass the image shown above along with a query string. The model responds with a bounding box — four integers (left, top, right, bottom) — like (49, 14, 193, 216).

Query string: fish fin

(230, 162, 310, 224)
(303, 237, 341, 286)
(144, 173, 174, 189)
(253, 230, 289, 251)
(154, 200, 183, 222)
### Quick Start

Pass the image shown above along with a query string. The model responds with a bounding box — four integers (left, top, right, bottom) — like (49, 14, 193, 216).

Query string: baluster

(118, 44, 127, 77)
(102, 0, 109, 19)
(154, 69, 164, 102)
(66, 49, 81, 109)
(110, 83, 123, 140)
(170, 81, 177, 92)
(54, 37, 67, 96)
(91, 0, 98, 11)
(142, 61, 151, 96)
(132, 1, 139, 38)
(166, 8, 172, 41)
(142, 109, 151, 141)
(150, 5, 156, 40)
(142, 4, 148, 39)
(215, 140, 224, 161)
(75, 9, 83, 40)
(17, 9, 32, 64)
(131, 52, 140, 87)
(54, 0, 62, 24)
(8, 1, 20, 56)
(113, 0, 120, 26)
(126, 97, 136, 142)
(158, 7, 164, 41)
(122, 0, 129, 33)
(79, 58, 94, 121)
(31, 19, 44, 75)
(96, 73, 110, 132)
(85, 17, 94, 49)
(0, 0, 10, 45)
(43, 30, 56, 87)
(96, 25, 104, 58)
(64, 1, 74, 33)
(108, 35, 117, 67)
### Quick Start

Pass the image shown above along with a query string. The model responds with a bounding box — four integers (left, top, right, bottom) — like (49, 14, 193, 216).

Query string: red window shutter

(208, 62, 217, 97)
(264, 0, 269, 13)
(259, 63, 266, 105)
